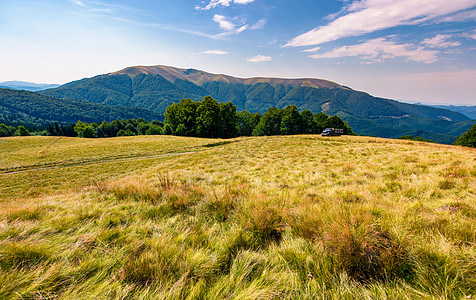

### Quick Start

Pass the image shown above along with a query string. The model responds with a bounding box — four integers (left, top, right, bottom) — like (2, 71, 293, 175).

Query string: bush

(454, 124, 476, 147)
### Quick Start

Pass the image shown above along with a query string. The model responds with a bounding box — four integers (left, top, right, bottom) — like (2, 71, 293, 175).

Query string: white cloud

(197, 0, 255, 10)
(422, 34, 461, 48)
(285, 0, 476, 47)
(69, 0, 86, 7)
(212, 14, 250, 38)
(301, 46, 321, 53)
(310, 38, 439, 64)
(200, 49, 229, 55)
(250, 19, 267, 30)
(213, 14, 236, 31)
(234, 0, 254, 4)
(246, 55, 272, 62)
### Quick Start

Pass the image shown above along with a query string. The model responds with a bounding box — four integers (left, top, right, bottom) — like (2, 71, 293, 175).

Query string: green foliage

(280, 105, 303, 135)
(164, 98, 200, 136)
(252, 107, 282, 136)
(74, 121, 97, 138)
(237, 111, 261, 136)
(0, 123, 15, 137)
(163, 124, 173, 135)
(196, 96, 223, 138)
(453, 124, 476, 147)
(145, 125, 162, 135)
(14, 126, 30, 136)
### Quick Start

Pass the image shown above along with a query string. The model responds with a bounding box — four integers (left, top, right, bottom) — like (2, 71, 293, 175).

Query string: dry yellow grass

(0, 134, 475, 299)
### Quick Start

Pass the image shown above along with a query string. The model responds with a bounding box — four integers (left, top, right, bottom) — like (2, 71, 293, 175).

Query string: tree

(145, 125, 162, 135)
(454, 124, 476, 147)
(15, 126, 30, 136)
(252, 107, 282, 136)
(174, 124, 188, 136)
(74, 121, 96, 138)
(325, 115, 345, 129)
(219, 101, 239, 138)
(137, 122, 149, 135)
(280, 105, 303, 135)
(163, 124, 173, 135)
(313, 112, 329, 134)
(0, 123, 15, 137)
(300, 109, 314, 134)
(164, 98, 199, 136)
(237, 111, 261, 136)
(125, 123, 137, 135)
(196, 96, 223, 138)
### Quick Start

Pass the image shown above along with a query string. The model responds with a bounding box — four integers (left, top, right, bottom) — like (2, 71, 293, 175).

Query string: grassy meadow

(0, 135, 475, 299)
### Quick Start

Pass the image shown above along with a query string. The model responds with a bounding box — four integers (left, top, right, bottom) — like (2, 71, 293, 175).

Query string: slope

(0, 88, 163, 126)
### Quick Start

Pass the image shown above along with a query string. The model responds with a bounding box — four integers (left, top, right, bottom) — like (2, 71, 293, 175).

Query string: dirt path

(0, 150, 200, 175)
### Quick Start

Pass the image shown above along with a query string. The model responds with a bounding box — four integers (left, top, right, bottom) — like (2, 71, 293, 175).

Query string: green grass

(0, 135, 475, 299)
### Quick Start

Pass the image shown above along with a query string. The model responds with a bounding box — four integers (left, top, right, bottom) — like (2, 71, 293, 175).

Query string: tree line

(1, 96, 355, 138)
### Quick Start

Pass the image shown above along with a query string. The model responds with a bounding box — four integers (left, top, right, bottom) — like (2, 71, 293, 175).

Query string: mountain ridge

(0, 81, 60, 91)
(41, 65, 475, 144)
(110, 65, 343, 89)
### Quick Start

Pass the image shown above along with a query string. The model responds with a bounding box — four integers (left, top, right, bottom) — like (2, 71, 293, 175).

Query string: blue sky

(1, 0, 476, 105)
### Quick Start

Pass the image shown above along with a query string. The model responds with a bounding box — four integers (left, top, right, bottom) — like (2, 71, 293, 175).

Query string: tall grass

(0, 135, 474, 299)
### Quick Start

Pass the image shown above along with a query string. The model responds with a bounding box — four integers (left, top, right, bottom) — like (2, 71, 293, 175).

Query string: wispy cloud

(196, 0, 255, 10)
(69, 0, 86, 7)
(246, 55, 272, 62)
(309, 37, 439, 64)
(437, 8, 476, 22)
(90, 8, 112, 13)
(301, 46, 321, 53)
(285, 0, 476, 47)
(112, 17, 221, 39)
(200, 49, 229, 55)
(250, 18, 267, 30)
(461, 29, 476, 40)
(212, 14, 249, 38)
(422, 34, 461, 48)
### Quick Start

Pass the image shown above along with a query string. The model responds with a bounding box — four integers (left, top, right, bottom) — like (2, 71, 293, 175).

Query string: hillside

(430, 105, 476, 120)
(0, 135, 474, 298)
(0, 88, 163, 125)
(41, 65, 474, 144)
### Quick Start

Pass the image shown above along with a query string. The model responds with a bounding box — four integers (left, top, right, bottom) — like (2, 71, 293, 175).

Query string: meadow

(0, 135, 475, 299)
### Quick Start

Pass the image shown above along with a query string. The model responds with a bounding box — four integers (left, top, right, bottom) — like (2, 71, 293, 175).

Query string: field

(0, 135, 475, 299)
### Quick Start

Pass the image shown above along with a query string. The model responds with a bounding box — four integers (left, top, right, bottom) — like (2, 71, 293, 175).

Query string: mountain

(0, 81, 60, 92)
(0, 88, 163, 126)
(429, 105, 476, 120)
(41, 65, 475, 144)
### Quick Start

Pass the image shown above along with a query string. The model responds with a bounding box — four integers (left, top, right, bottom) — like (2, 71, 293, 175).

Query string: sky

(1, 0, 476, 105)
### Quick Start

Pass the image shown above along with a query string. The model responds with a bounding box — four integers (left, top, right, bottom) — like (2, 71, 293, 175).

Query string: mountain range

(39, 65, 474, 144)
(0, 81, 60, 92)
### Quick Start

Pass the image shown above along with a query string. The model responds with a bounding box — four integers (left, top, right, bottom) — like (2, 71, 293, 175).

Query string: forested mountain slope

(0, 88, 163, 126)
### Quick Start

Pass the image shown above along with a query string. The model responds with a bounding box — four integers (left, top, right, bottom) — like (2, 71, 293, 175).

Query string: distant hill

(0, 81, 60, 92)
(41, 65, 475, 144)
(0, 88, 163, 126)
(429, 105, 476, 120)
